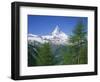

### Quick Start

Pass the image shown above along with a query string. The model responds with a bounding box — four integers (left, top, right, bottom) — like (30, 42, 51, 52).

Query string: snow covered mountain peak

(28, 25, 69, 45)
(52, 25, 61, 35)
(51, 25, 68, 38)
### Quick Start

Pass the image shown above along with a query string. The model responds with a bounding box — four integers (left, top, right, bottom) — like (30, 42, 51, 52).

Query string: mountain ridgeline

(28, 21, 87, 66)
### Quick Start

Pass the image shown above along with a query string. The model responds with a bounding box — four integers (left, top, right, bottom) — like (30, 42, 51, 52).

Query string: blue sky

(28, 15, 87, 36)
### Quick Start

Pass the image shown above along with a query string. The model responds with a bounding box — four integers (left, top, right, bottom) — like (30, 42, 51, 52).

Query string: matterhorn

(28, 25, 68, 45)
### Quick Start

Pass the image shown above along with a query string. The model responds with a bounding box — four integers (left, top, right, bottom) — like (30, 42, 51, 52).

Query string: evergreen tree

(69, 19, 87, 64)
(36, 43, 54, 65)
(62, 45, 73, 64)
